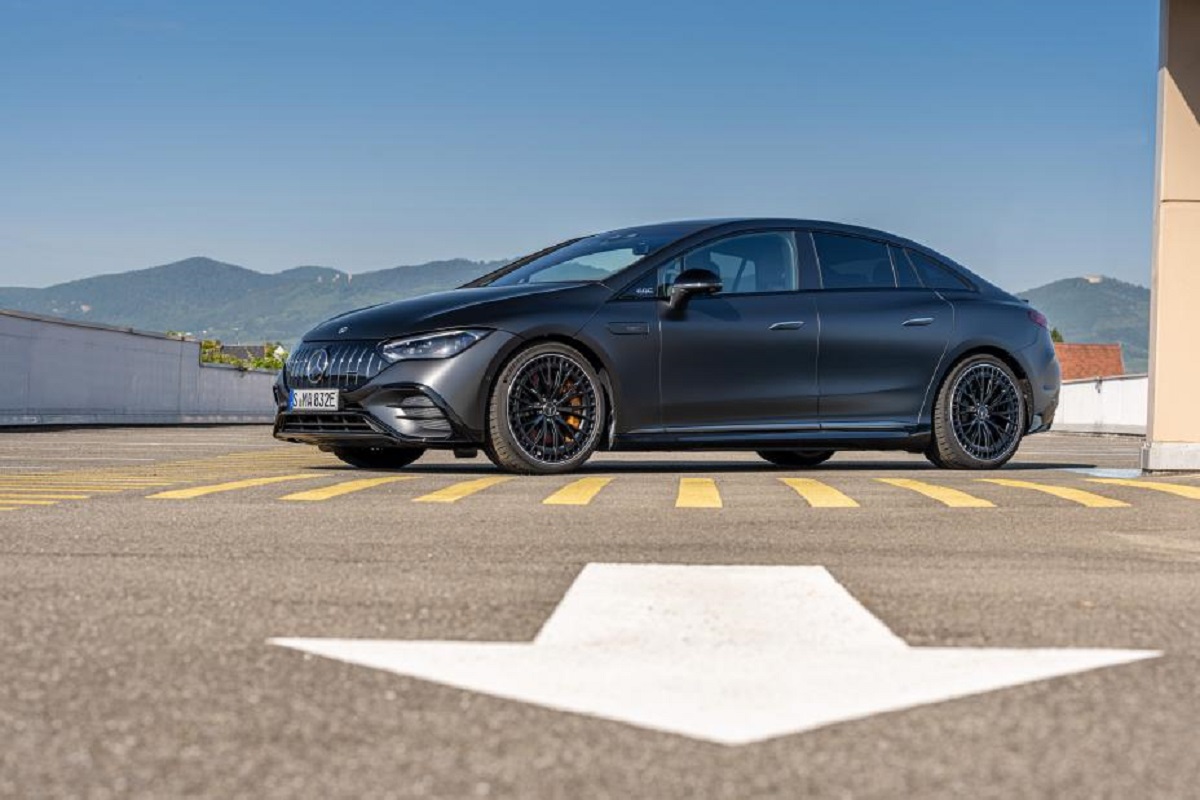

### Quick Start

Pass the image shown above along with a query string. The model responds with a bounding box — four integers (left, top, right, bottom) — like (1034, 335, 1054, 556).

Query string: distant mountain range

(0, 256, 504, 344)
(1017, 276, 1149, 373)
(0, 258, 1150, 372)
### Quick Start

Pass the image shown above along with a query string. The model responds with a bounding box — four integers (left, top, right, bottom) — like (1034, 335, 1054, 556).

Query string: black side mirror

(667, 267, 722, 311)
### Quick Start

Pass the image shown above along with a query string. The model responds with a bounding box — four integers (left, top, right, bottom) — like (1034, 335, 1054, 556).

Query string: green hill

(1018, 276, 1149, 373)
(0, 256, 503, 345)
(0, 261, 1151, 373)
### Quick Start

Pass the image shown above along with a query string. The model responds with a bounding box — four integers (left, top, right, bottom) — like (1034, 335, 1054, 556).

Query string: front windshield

(484, 230, 677, 286)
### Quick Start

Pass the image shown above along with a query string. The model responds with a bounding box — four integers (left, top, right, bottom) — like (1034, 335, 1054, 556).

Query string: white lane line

(1062, 468, 1144, 479)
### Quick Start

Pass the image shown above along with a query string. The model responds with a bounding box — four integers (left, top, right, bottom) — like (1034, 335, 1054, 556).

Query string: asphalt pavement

(1, 427, 1198, 798)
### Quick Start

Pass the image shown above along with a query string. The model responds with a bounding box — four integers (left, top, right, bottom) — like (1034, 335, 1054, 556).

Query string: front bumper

(273, 331, 519, 449)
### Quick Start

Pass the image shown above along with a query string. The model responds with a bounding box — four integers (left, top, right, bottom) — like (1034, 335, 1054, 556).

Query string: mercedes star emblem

(305, 349, 331, 383)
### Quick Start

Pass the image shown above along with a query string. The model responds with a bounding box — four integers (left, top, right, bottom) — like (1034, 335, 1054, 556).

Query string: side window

(812, 233, 895, 290)
(890, 246, 922, 288)
(665, 232, 799, 296)
(907, 250, 973, 291)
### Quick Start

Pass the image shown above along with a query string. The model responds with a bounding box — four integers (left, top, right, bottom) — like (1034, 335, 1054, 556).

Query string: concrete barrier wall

(0, 310, 277, 426)
(1054, 374, 1148, 436)
(0, 307, 1154, 433)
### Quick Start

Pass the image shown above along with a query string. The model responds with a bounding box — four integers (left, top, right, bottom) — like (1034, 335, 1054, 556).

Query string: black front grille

(286, 341, 385, 391)
(278, 412, 380, 435)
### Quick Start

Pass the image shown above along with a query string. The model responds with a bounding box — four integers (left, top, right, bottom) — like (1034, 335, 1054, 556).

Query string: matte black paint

(274, 218, 1060, 457)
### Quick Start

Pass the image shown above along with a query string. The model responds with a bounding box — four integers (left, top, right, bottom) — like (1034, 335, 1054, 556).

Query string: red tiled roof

(1054, 343, 1125, 381)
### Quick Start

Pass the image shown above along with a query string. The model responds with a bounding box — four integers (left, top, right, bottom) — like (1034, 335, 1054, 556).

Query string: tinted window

(486, 230, 676, 286)
(907, 250, 973, 291)
(813, 234, 895, 289)
(658, 232, 799, 296)
(890, 246, 922, 288)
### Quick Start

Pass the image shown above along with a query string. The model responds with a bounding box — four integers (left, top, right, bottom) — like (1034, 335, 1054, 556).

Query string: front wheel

(757, 450, 835, 468)
(485, 342, 607, 474)
(331, 447, 425, 470)
(926, 354, 1025, 469)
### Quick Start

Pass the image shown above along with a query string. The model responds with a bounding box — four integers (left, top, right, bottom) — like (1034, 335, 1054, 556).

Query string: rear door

(808, 232, 953, 427)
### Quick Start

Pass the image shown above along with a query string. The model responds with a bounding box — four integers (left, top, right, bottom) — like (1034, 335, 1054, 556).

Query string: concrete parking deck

(1, 427, 1197, 798)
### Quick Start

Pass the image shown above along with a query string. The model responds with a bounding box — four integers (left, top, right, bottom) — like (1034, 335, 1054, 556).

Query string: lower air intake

(278, 412, 379, 435)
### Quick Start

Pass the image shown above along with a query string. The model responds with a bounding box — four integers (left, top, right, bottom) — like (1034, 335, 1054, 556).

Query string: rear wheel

(330, 447, 425, 470)
(926, 354, 1025, 469)
(485, 342, 607, 475)
(756, 450, 835, 468)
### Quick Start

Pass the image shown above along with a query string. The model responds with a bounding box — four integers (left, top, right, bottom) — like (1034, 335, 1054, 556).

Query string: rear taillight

(1028, 309, 1049, 329)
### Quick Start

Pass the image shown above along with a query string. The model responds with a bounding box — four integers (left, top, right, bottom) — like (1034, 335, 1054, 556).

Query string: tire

(922, 443, 948, 469)
(331, 447, 425, 470)
(926, 354, 1025, 469)
(485, 342, 607, 475)
(756, 450, 835, 468)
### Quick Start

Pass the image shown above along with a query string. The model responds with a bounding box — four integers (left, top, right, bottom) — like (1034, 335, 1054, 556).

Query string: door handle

(902, 317, 934, 327)
(769, 321, 806, 331)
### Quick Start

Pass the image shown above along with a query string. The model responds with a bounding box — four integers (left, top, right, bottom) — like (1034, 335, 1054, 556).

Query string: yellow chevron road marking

(0, 478, 170, 484)
(148, 474, 320, 500)
(1088, 478, 1200, 500)
(0, 487, 125, 494)
(0, 484, 167, 490)
(880, 478, 995, 508)
(0, 493, 90, 500)
(543, 477, 614, 506)
(0, 473, 174, 479)
(676, 478, 722, 508)
(56, 479, 177, 485)
(280, 476, 416, 502)
(0, 498, 58, 506)
(0, 484, 117, 491)
(779, 478, 858, 508)
(978, 479, 1129, 508)
(413, 476, 512, 503)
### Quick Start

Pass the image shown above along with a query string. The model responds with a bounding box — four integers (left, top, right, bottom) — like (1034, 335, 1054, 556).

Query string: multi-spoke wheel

(927, 354, 1025, 469)
(486, 342, 607, 474)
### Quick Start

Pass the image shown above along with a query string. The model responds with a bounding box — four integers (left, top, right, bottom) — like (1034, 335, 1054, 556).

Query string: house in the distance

(1054, 343, 1126, 380)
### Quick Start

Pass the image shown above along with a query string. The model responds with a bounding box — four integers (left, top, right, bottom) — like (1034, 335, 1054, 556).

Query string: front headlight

(378, 329, 491, 363)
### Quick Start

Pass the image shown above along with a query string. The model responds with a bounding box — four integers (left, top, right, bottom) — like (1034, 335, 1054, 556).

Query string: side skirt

(610, 426, 932, 453)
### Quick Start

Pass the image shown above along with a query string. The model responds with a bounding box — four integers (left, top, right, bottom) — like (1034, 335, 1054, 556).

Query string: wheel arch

(927, 344, 1033, 426)
(485, 333, 617, 450)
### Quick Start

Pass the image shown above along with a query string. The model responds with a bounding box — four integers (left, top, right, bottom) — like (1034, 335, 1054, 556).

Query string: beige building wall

(1144, 0, 1200, 470)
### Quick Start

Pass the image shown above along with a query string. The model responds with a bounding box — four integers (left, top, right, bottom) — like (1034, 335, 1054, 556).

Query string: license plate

(289, 389, 340, 411)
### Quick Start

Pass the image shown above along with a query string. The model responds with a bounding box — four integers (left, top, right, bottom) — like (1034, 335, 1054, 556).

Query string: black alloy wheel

(927, 354, 1025, 469)
(486, 342, 607, 474)
(330, 447, 425, 470)
(757, 450, 835, 468)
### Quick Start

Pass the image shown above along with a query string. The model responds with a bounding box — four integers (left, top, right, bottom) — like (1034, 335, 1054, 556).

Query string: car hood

(302, 283, 608, 342)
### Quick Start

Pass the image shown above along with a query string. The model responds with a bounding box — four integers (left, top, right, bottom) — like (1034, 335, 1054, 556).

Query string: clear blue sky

(1, 1, 1160, 290)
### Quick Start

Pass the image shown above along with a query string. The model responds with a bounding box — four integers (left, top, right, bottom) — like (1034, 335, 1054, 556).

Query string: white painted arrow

(270, 564, 1160, 745)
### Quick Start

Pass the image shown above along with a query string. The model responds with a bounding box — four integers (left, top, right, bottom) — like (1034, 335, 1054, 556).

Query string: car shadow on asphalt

(303, 459, 1100, 475)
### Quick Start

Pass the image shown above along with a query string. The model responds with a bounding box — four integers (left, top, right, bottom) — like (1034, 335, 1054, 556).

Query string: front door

(657, 231, 820, 430)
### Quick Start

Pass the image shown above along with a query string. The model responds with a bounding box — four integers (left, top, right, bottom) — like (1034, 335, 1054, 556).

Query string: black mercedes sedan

(274, 219, 1060, 474)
